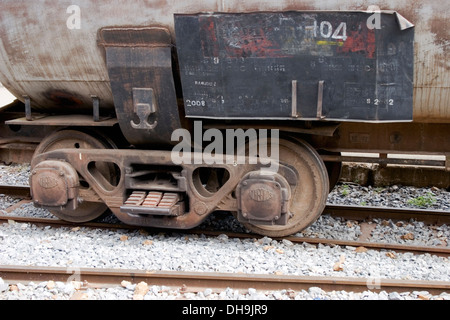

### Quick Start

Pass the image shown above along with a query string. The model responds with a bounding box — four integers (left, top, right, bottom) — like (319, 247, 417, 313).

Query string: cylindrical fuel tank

(0, 0, 448, 122)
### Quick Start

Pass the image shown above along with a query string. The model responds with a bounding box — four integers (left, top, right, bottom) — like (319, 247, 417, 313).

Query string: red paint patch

(223, 26, 282, 58)
(199, 17, 284, 58)
(200, 16, 219, 57)
(338, 25, 376, 59)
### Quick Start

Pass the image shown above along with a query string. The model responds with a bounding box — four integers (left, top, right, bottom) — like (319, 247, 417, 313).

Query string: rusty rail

(0, 185, 31, 198)
(1, 184, 449, 224)
(0, 265, 449, 295)
(324, 204, 450, 225)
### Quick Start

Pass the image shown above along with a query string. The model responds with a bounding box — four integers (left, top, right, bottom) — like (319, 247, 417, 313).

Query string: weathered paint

(0, 0, 448, 122)
(175, 12, 414, 122)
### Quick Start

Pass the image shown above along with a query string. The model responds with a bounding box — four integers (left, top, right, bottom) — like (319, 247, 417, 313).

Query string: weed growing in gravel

(407, 192, 437, 208)
(341, 184, 350, 196)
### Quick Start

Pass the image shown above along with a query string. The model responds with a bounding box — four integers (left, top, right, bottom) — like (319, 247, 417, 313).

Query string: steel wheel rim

(238, 137, 329, 237)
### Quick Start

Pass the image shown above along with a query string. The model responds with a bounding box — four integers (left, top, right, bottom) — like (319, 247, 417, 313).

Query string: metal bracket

(316, 80, 325, 120)
(130, 88, 158, 130)
(91, 95, 100, 122)
(291, 80, 298, 118)
(23, 95, 32, 121)
(446, 154, 450, 172)
(100, 26, 182, 145)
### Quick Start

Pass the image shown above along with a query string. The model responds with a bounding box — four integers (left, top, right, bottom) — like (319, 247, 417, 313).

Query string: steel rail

(0, 185, 31, 198)
(0, 265, 449, 295)
(1, 184, 449, 224)
(198, 230, 450, 258)
(324, 204, 450, 225)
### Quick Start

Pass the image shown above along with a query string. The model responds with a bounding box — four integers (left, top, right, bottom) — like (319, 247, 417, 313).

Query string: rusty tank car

(0, 0, 448, 236)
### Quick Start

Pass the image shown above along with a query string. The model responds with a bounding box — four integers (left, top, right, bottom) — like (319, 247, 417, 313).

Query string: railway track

(0, 185, 449, 257)
(1, 213, 449, 258)
(0, 265, 449, 296)
(325, 204, 450, 225)
(1, 184, 449, 224)
(1, 184, 449, 299)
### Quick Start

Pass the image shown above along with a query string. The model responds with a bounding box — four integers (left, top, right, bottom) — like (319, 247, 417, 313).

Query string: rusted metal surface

(0, 185, 31, 198)
(29, 136, 328, 237)
(121, 191, 185, 216)
(0, 107, 51, 163)
(0, 0, 448, 236)
(340, 164, 450, 189)
(99, 26, 182, 146)
(31, 148, 252, 231)
(310, 122, 450, 154)
(236, 171, 291, 226)
(31, 130, 117, 223)
(235, 137, 329, 237)
(5, 115, 118, 127)
(0, 0, 448, 122)
(30, 160, 80, 208)
(0, 142, 37, 164)
(324, 205, 450, 227)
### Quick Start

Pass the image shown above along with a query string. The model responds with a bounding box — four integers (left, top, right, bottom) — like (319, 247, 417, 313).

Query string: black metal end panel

(174, 12, 414, 122)
(100, 27, 182, 146)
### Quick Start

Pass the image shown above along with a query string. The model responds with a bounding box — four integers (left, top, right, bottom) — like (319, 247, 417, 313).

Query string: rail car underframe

(1, 115, 450, 167)
(311, 122, 450, 156)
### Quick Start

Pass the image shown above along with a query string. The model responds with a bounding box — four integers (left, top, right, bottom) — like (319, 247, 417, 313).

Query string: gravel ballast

(0, 164, 449, 300)
(0, 217, 449, 300)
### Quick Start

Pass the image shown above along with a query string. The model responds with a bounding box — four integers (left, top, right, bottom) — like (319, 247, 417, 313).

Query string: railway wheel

(32, 129, 117, 223)
(236, 137, 329, 237)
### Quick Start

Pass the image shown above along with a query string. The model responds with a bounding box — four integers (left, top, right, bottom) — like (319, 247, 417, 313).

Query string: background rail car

(0, 0, 449, 237)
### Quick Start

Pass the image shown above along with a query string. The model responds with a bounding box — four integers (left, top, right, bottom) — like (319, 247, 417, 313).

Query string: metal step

(120, 191, 184, 216)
